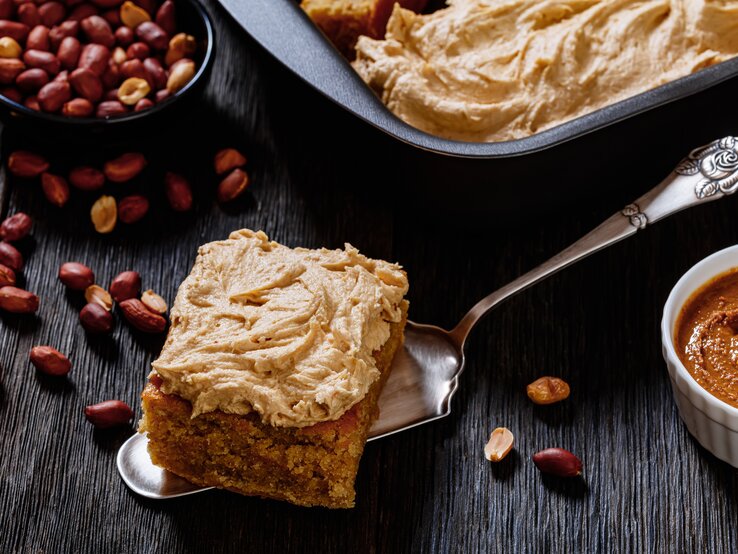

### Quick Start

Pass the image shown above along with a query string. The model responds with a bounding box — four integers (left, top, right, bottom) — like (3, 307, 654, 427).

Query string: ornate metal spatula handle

(450, 136, 738, 345)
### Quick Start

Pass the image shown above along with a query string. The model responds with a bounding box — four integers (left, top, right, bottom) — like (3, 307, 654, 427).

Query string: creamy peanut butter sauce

(151, 229, 408, 427)
(352, 0, 738, 142)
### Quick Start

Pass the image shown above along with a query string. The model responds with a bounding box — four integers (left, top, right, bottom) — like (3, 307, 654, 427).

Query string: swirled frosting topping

(353, 0, 738, 142)
(151, 229, 409, 427)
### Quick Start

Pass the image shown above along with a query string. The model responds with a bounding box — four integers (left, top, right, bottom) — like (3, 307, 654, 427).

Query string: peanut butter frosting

(151, 229, 409, 428)
(352, 0, 738, 142)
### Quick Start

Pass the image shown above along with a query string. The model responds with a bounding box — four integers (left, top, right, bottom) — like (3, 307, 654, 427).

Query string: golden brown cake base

(301, 0, 428, 57)
(139, 301, 408, 509)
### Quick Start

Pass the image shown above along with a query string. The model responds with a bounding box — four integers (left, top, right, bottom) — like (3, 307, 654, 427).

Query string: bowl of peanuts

(0, 0, 214, 139)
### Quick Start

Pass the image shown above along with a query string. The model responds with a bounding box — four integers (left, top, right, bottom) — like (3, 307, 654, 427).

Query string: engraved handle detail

(449, 136, 738, 346)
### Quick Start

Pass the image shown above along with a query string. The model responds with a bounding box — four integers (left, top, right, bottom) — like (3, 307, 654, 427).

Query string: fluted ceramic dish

(662, 245, 738, 468)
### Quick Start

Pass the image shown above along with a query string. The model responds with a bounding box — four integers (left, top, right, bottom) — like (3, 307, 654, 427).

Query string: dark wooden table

(2, 2, 737, 553)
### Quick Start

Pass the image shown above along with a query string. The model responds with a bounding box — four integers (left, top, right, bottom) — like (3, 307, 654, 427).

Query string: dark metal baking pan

(215, 0, 738, 216)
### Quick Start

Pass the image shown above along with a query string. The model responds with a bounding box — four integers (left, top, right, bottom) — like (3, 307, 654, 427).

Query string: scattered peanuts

(0, 0, 202, 117)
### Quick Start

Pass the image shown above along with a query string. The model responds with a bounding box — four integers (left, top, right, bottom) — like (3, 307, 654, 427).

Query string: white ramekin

(661, 245, 738, 468)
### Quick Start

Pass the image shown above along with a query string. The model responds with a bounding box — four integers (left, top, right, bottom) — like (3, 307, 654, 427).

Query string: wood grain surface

(1, 2, 737, 553)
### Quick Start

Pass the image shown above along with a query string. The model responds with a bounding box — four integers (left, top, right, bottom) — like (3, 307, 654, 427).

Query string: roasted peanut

(8, 150, 49, 178)
(95, 99, 126, 117)
(49, 20, 79, 50)
(62, 97, 94, 117)
(114, 25, 134, 46)
(120, 298, 166, 333)
(38, 2, 65, 27)
(30, 346, 71, 376)
(84, 284, 112, 311)
(214, 148, 247, 175)
(164, 32, 195, 66)
(526, 376, 570, 405)
(165, 57, 193, 92)
(79, 302, 114, 333)
(17, 4, 39, 28)
(154, 0, 175, 36)
(0, 263, 16, 287)
(111, 45, 127, 64)
(109, 270, 140, 303)
(103, 152, 146, 182)
(41, 172, 70, 206)
(532, 448, 583, 477)
(0, 286, 39, 313)
(135, 20, 167, 50)
(117, 194, 148, 223)
(37, 79, 70, 112)
(80, 15, 115, 48)
(120, 0, 149, 28)
(484, 427, 514, 462)
(78, 43, 109, 76)
(23, 49, 60, 75)
(90, 194, 116, 233)
(0, 36, 22, 58)
(0, 20, 30, 43)
(141, 289, 166, 314)
(217, 168, 249, 203)
(67, 3, 98, 22)
(117, 75, 148, 105)
(56, 36, 81, 69)
(164, 171, 192, 212)
(0, 241, 22, 271)
(133, 96, 151, 111)
(16, 68, 49, 93)
(69, 166, 105, 190)
(59, 262, 95, 290)
(70, 67, 103, 101)
(0, 212, 32, 241)
(84, 400, 134, 428)
(26, 25, 51, 51)
(0, 58, 25, 84)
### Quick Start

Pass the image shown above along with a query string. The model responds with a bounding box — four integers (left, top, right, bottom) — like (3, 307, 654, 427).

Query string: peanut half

(141, 289, 166, 314)
(484, 427, 514, 462)
(117, 76, 150, 105)
(85, 285, 113, 311)
(526, 376, 570, 405)
(90, 195, 117, 233)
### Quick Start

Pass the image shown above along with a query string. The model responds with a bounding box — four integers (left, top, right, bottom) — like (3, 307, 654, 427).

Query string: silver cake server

(118, 136, 738, 499)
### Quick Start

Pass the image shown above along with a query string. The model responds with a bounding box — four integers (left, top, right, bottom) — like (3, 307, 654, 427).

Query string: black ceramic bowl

(217, 0, 738, 217)
(0, 0, 215, 144)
